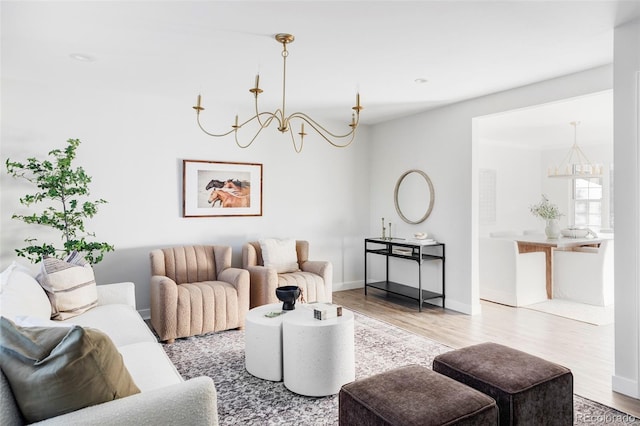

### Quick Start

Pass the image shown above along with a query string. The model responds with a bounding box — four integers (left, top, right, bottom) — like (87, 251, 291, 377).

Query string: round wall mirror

(394, 169, 435, 224)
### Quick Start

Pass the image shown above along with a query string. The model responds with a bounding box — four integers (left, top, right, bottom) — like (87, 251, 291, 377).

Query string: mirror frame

(394, 169, 435, 224)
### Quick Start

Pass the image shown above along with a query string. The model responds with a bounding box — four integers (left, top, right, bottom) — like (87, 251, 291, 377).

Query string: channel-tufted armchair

(242, 239, 332, 309)
(150, 245, 249, 343)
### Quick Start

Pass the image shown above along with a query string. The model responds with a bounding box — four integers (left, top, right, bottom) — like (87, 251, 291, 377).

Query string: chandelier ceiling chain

(547, 121, 602, 179)
(193, 33, 362, 153)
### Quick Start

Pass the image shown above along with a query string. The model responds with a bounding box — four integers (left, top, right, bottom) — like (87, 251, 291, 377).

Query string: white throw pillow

(37, 253, 98, 320)
(0, 262, 52, 320)
(259, 238, 300, 273)
(13, 315, 72, 328)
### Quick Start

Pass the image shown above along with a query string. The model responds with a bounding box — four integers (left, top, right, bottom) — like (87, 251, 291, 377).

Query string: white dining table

(514, 235, 603, 299)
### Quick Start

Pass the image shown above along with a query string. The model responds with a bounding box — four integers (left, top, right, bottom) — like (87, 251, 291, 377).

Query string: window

(573, 171, 602, 228)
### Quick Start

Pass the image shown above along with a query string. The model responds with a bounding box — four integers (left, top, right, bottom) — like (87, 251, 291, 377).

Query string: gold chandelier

(548, 121, 602, 179)
(193, 33, 362, 153)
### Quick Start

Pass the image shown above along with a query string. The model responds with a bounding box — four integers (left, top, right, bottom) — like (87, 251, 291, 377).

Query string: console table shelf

(364, 238, 445, 312)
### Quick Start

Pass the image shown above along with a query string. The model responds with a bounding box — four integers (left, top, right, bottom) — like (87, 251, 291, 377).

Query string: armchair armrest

(218, 267, 250, 325)
(149, 275, 179, 342)
(301, 261, 333, 302)
(96, 282, 136, 309)
(301, 260, 330, 279)
(217, 267, 249, 291)
(34, 377, 218, 426)
(246, 265, 278, 308)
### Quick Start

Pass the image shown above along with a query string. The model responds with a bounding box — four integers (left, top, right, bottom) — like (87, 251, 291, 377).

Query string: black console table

(364, 238, 445, 312)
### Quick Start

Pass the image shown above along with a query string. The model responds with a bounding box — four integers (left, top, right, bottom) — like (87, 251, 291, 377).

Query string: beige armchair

(242, 240, 332, 308)
(150, 245, 249, 343)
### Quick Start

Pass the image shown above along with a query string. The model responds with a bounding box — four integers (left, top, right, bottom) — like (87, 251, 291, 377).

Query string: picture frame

(183, 159, 263, 217)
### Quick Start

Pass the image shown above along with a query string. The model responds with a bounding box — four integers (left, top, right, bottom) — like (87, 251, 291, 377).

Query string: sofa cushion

(37, 253, 98, 320)
(0, 262, 51, 320)
(259, 238, 299, 273)
(61, 304, 158, 346)
(118, 342, 184, 391)
(0, 317, 140, 424)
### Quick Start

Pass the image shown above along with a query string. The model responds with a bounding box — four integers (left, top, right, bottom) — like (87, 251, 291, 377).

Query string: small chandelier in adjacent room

(547, 121, 602, 178)
(192, 33, 362, 153)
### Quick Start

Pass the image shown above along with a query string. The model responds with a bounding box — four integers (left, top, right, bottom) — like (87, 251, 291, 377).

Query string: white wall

(612, 18, 640, 399)
(0, 77, 371, 317)
(477, 142, 543, 236)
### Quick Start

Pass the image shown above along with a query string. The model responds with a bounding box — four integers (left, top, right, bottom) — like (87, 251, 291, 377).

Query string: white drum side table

(282, 307, 355, 396)
(245, 303, 286, 381)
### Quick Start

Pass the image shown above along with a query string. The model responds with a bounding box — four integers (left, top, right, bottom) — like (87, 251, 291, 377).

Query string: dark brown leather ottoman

(339, 364, 498, 425)
(433, 343, 573, 425)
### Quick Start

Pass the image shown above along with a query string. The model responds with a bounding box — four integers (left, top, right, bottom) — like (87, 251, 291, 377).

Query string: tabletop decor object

(275, 286, 301, 311)
(529, 194, 563, 239)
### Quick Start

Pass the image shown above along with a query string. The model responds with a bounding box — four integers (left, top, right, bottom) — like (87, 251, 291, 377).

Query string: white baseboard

(612, 374, 639, 398)
(443, 298, 475, 315)
(333, 280, 364, 292)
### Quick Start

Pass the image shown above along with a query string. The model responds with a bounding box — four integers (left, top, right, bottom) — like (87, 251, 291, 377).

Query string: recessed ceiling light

(69, 53, 96, 63)
(414, 78, 429, 84)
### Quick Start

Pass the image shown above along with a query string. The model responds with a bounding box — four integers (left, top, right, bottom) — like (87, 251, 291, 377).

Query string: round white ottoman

(245, 303, 286, 381)
(282, 307, 355, 396)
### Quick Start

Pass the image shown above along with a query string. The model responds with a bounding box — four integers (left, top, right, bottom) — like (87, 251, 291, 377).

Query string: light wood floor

(333, 288, 640, 418)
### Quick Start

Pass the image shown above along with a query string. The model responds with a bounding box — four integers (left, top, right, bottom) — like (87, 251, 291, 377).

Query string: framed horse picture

(183, 159, 263, 217)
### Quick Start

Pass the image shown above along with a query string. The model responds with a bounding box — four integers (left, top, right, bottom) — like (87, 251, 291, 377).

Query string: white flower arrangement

(529, 194, 563, 220)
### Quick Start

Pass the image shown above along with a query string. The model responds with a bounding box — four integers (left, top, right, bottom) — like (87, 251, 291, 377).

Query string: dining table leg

(517, 242, 553, 299)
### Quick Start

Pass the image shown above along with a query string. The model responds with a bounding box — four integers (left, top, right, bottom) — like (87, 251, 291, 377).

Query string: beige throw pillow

(37, 252, 98, 320)
(259, 238, 300, 273)
(0, 317, 140, 423)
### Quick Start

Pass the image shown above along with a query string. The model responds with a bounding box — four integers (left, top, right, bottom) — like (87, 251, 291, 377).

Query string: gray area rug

(162, 312, 638, 425)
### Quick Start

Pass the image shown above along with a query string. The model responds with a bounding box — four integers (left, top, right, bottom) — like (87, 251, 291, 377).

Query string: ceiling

(2, 1, 639, 127)
(478, 90, 614, 149)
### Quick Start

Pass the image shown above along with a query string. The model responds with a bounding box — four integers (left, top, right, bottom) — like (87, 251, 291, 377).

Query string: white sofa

(0, 262, 218, 425)
(479, 237, 548, 307)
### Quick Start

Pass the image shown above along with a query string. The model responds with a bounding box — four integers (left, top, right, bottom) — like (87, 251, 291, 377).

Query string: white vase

(545, 219, 560, 239)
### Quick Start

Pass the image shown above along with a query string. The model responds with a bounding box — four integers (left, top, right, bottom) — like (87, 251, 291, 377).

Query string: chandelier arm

(234, 117, 272, 149)
(196, 113, 237, 137)
(237, 111, 280, 129)
(289, 112, 359, 139)
(289, 115, 357, 148)
(573, 144, 596, 167)
(287, 127, 304, 153)
(252, 94, 284, 129)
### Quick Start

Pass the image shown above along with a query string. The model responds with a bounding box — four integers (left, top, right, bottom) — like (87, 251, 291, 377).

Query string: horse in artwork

(223, 179, 250, 197)
(205, 179, 225, 190)
(208, 188, 250, 208)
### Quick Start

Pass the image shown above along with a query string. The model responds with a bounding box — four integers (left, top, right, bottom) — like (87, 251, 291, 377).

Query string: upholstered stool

(339, 364, 498, 425)
(433, 342, 573, 425)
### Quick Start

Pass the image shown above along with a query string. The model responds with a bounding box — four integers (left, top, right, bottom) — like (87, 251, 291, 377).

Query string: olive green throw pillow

(0, 317, 140, 423)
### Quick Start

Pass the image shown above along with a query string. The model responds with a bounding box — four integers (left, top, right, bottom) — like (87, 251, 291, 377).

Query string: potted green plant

(529, 194, 563, 239)
(5, 138, 114, 264)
